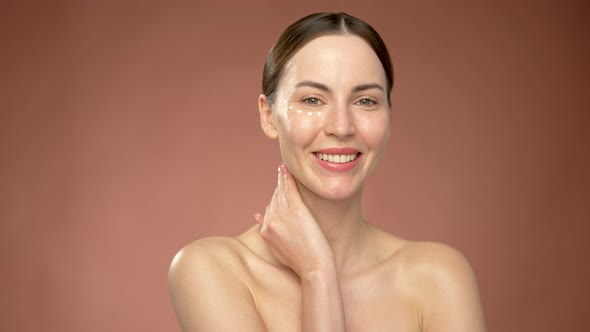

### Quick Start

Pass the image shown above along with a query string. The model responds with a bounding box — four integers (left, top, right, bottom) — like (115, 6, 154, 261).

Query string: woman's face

(260, 34, 390, 201)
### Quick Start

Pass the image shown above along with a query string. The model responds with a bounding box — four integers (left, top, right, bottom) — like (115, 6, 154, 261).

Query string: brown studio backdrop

(1, 1, 589, 331)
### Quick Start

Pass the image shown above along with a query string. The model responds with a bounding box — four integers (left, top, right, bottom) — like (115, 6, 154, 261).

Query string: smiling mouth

(314, 152, 360, 163)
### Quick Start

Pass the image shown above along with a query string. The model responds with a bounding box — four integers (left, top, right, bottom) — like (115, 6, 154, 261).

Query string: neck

(296, 181, 369, 274)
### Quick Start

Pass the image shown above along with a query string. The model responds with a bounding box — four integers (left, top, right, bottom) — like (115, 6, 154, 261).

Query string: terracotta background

(1, 1, 588, 331)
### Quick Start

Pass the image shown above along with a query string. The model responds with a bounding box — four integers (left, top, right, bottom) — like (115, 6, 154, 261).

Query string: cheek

(276, 105, 325, 144)
(357, 112, 390, 148)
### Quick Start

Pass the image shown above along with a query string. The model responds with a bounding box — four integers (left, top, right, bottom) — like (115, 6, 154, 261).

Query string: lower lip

(313, 153, 362, 172)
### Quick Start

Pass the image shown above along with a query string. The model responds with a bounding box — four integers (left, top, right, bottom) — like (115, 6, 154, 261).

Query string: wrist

(300, 259, 338, 283)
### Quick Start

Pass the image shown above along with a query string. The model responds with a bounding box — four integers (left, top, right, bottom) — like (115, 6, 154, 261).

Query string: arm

(168, 239, 268, 332)
(255, 164, 346, 331)
(300, 265, 347, 332)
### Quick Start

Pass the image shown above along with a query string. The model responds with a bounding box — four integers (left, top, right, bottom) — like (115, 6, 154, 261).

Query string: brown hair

(262, 12, 394, 105)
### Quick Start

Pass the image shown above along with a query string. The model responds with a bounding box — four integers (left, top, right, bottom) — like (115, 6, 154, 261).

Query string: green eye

(359, 98, 376, 105)
(304, 97, 320, 105)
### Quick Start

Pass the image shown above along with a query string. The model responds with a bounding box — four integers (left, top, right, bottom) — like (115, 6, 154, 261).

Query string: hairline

(270, 31, 383, 105)
(263, 12, 393, 107)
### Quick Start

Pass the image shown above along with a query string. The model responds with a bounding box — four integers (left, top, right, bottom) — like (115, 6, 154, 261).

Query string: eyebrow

(352, 83, 385, 93)
(294, 80, 385, 94)
(295, 80, 331, 92)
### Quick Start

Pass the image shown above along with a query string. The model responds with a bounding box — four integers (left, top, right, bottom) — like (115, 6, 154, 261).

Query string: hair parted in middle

(262, 12, 394, 106)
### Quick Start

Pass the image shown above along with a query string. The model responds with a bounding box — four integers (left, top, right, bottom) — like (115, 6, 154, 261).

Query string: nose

(323, 102, 356, 139)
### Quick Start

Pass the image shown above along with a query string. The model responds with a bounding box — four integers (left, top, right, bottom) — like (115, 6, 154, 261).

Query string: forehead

(281, 35, 387, 89)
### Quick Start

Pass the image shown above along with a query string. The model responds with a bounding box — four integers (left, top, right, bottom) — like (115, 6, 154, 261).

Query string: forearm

(300, 263, 346, 332)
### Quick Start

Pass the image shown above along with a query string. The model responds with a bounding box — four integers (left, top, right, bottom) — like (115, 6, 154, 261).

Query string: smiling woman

(168, 12, 486, 332)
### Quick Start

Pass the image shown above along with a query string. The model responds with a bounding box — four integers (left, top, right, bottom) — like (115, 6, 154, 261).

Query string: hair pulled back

(262, 12, 394, 105)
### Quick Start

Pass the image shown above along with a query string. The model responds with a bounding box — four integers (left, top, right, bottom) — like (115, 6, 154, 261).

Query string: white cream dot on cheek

(290, 107, 304, 115)
(284, 103, 326, 124)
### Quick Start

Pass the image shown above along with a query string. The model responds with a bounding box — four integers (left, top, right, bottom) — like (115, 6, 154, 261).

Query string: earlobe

(258, 94, 278, 140)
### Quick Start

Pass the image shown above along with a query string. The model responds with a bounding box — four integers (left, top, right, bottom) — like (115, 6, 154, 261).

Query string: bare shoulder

(364, 223, 486, 331)
(394, 241, 477, 280)
(169, 236, 247, 271)
(389, 240, 487, 331)
(168, 235, 259, 303)
(168, 236, 251, 289)
(168, 236, 266, 331)
(365, 227, 475, 284)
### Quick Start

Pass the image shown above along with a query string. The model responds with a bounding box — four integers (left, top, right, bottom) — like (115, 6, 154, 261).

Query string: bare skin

(168, 174, 486, 331)
(168, 35, 486, 331)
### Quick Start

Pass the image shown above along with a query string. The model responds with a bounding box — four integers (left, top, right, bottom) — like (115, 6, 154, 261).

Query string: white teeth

(316, 153, 359, 163)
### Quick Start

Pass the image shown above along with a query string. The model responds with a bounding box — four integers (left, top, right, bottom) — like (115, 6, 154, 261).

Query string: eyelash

(357, 98, 377, 106)
(301, 97, 378, 107)
(303, 97, 322, 105)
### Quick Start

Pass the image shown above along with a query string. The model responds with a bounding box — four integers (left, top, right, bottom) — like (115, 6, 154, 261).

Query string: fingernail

(278, 163, 285, 173)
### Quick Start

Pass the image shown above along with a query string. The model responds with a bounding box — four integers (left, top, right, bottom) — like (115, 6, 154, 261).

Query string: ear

(258, 94, 278, 140)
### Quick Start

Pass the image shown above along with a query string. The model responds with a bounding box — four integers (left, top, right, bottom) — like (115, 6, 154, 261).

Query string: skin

(168, 35, 487, 331)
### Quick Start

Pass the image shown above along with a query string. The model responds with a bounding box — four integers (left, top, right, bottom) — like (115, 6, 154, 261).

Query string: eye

(357, 98, 377, 106)
(303, 97, 321, 105)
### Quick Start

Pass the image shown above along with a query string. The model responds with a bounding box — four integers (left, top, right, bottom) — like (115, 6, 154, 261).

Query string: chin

(304, 181, 362, 202)
(323, 192, 359, 202)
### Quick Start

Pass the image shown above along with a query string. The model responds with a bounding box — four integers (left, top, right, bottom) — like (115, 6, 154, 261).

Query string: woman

(168, 12, 486, 331)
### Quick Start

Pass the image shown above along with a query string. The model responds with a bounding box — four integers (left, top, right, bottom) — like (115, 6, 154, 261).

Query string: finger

(263, 174, 282, 231)
(261, 204, 271, 231)
(254, 213, 263, 226)
(269, 186, 278, 214)
(271, 177, 281, 211)
(280, 164, 304, 206)
(277, 165, 289, 209)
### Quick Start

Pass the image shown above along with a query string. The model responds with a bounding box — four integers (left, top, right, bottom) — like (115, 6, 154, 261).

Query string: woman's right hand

(255, 164, 334, 278)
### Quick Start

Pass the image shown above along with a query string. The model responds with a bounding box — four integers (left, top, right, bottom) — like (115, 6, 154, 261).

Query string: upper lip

(314, 147, 360, 154)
